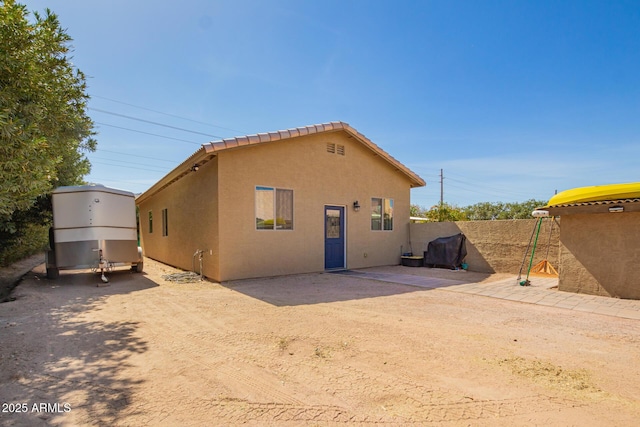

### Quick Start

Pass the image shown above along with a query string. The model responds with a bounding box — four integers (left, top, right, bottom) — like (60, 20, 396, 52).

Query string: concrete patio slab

(333, 267, 640, 320)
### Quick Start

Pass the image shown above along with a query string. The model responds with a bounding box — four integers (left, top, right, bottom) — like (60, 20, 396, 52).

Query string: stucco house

(136, 122, 425, 282)
(544, 197, 640, 299)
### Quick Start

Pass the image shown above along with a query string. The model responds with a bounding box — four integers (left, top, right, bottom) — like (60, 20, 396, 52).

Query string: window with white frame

(371, 198, 393, 231)
(256, 186, 293, 230)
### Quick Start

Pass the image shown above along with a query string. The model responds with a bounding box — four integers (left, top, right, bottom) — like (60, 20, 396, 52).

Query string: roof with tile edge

(202, 121, 424, 185)
(136, 121, 425, 204)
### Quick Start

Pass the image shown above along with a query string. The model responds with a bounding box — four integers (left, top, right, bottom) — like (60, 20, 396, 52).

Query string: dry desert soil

(1, 257, 639, 426)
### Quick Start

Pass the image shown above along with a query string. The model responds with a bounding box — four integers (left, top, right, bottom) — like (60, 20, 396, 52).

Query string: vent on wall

(327, 143, 345, 155)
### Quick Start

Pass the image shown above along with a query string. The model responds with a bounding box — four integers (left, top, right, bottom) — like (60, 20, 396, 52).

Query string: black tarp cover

(423, 233, 467, 268)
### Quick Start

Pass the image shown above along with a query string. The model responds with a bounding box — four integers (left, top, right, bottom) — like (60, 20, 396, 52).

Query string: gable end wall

(216, 131, 412, 281)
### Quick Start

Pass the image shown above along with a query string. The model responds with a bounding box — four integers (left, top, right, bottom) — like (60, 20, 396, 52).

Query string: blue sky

(21, 0, 640, 208)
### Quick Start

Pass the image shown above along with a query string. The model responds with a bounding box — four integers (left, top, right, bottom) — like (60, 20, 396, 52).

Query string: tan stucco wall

(138, 157, 220, 279)
(558, 212, 640, 299)
(138, 131, 415, 282)
(216, 132, 412, 281)
(410, 219, 560, 274)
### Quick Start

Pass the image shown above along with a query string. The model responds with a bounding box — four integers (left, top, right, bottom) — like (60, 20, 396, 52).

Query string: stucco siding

(216, 131, 411, 281)
(558, 212, 640, 299)
(138, 157, 220, 279)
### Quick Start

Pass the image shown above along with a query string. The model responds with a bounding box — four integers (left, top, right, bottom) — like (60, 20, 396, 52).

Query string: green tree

(503, 199, 547, 219)
(463, 199, 546, 220)
(0, 0, 96, 234)
(410, 204, 427, 218)
(411, 199, 546, 223)
(463, 201, 506, 220)
(424, 203, 467, 222)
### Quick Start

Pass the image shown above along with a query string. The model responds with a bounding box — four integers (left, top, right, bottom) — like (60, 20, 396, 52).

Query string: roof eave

(135, 121, 426, 204)
(201, 121, 425, 188)
(340, 124, 426, 188)
(135, 146, 209, 204)
(544, 198, 640, 216)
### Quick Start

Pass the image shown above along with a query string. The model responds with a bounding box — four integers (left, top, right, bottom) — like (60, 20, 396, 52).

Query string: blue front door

(325, 206, 345, 269)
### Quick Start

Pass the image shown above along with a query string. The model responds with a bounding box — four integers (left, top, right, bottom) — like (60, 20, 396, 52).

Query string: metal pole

(440, 169, 444, 221)
(517, 218, 539, 284)
(440, 168, 444, 206)
(520, 218, 543, 286)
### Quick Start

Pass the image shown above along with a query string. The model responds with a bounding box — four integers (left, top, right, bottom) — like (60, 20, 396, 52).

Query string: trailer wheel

(135, 261, 144, 273)
(45, 250, 58, 279)
(46, 266, 59, 279)
(134, 247, 144, 273)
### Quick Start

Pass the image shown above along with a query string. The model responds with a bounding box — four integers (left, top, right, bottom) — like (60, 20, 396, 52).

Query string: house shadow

(221, 265, 498, 307)
(222, 272, 428, 306)
(353, 265, 499, 287)
(0, 265, 157, 426)
(222, 219, 551, 307)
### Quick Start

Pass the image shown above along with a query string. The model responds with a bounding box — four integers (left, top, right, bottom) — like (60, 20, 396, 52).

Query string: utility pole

(440, 168, 444, 206)
(439, 168, 444, 222)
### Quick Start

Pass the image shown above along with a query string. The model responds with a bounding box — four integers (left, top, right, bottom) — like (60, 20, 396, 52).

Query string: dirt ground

(1, 258, 639, 426)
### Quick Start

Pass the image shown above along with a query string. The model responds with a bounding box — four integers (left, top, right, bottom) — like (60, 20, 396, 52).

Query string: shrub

(0, 223, 49, 267)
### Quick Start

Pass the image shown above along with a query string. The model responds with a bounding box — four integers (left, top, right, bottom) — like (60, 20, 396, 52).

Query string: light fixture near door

(353, 200, 360, 212)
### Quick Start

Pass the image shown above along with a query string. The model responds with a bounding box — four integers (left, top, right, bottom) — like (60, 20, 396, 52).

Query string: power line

(91, 160, 170, 173)
(445, 175, 535, 198)
(87, 177, 153, 188)
(95, 121, 202, 145)
(89, 108, 224, 139)
(439, 170, 536, 196)
(420, 167, 540, 206)
(90, 155, 174, 171)
(92, 95, 247, 135)
(446, 181, 532, 199)
(95, 148, 179, 164)
(409, 166, 441, 179)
